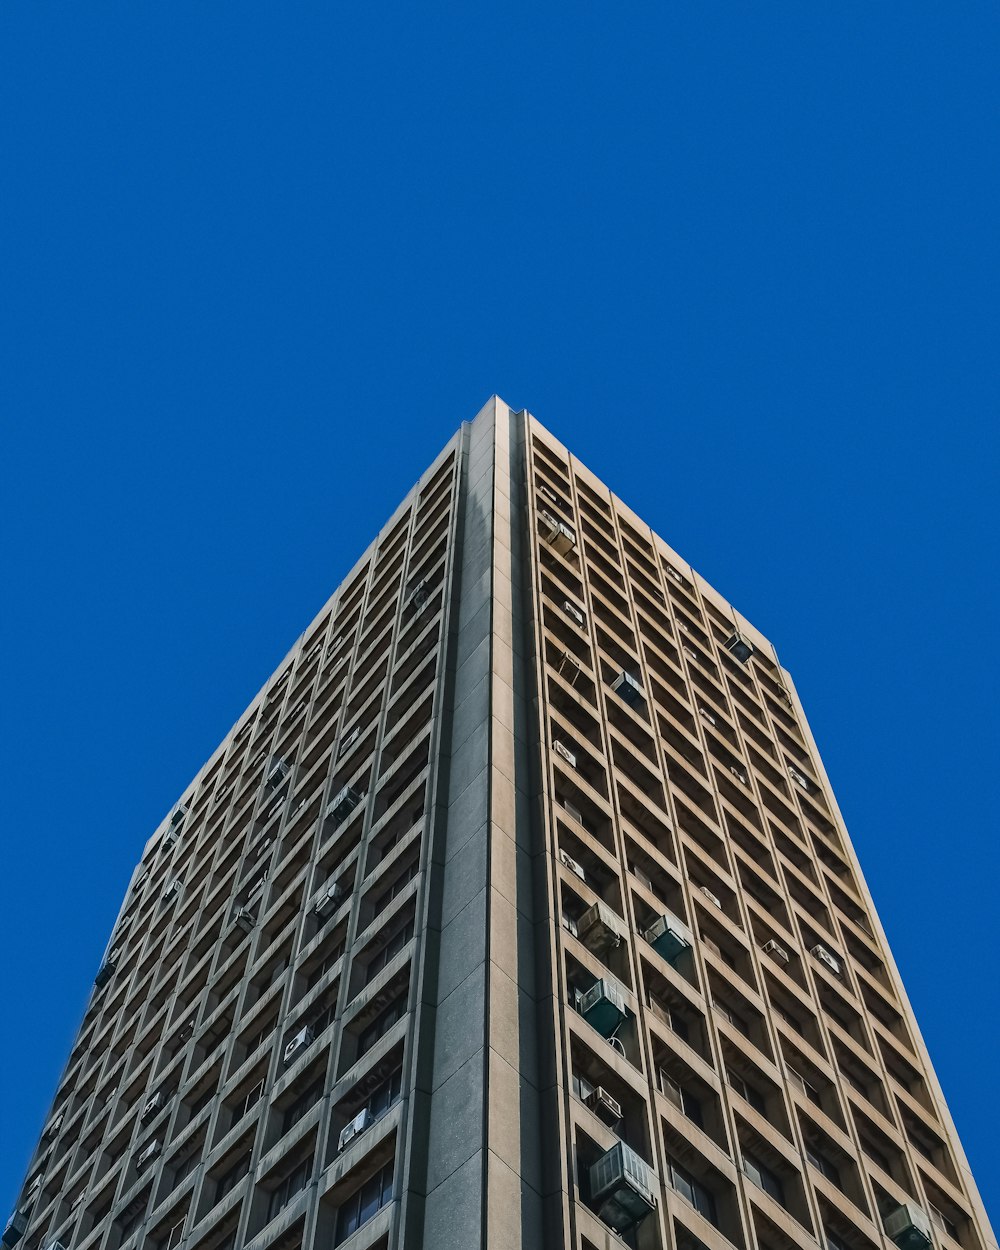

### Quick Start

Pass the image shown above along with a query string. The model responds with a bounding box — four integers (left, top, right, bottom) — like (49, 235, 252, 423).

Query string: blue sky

(1, 0, 997, 1229)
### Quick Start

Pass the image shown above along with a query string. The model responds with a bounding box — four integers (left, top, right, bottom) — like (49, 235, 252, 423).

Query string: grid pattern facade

(6, 399, 994, 1250)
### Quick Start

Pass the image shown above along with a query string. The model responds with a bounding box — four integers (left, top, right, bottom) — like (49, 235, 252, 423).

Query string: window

(742, 1151, 784, 1203)
(826, 1230, 851, 1250)
(334, 1160, 394, 1243)
(216, 1151, 251, 1201)
(713, 997, 750, 1037)
(239, 1077, 265, 1120)
(155, 1217, 186, 1250)
(357, 993, 407, 1059)
(364, 920, 415, 984)
(727, 1068, 766, 1115)
(371, 860, 419, 916)
(805, 1144, 841, 1186)
(267, 1154, 313, 1221)
(664, 1155, 717, 1226)
(366, 1067, 403, 1121)
(786, 1064, 821, 1106)
(929, 1205, 959, 1241)
(661, 1072, 703, 1128)
(283, 1079, 324, 1133)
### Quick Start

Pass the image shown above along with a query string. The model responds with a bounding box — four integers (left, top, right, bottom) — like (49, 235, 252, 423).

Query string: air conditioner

(789, 768, 808, 790)
(337, 1108, 374, 1152)
(561, 600, 586, 627)
(810, 944, 842, 975)
(644, 913, 694, 966)
(169, 805, 188, 829)
(313, 881, 343, 919)
(558, 849, 586, 881)
(43, 1113, 63, 1139)
(540, 512, 576, 556)
(135, 1140, 161, 1169)
(610, 671, 644, 707)
(584, 1085, 622, 1125)
(161, 833, 177, 853)
(589, 1141, 657, 1234)
(177, 1021, 195, 1044)
(265, 759, 289, 790)
(700, 885, 722, 908)
(328, 785, 362, 824)
(283, 1027, 314, 1066)
(699, 707, 717, 727)
(140, 1091, 165, 1122)
(1, 1212, 27, 1248)
(762, 939, 791, 966)
(339, 726, 361, 756)
(577, 902, 622, 954)
(406, 579, 430, 612)
(884, 1203, 933, 1250)
(729, 765, 747, 784)
(552, 740, 577, 769)
(94, 958, 117, 989)
(232, 907, 256, 934)
(162, 879, 182, 902)
(576, 978, 628, 1039)
(723, 631, 754, 664)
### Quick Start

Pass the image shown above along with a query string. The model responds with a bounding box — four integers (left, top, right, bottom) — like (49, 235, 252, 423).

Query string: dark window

(364, 920, 415, 984)
(662, 1072, 703, 1128)
(805, 1144, 841, 1185)
(371, 860, 419, 916)
(665, 1155, 717, 1226)
(334, 1160, 394, 1243)
(727, 1067, 766, 1115)
(216, 1151, 251, 1201)
(267, 1154, 313, 1221)
(366, 1067, 403, 1121)
(283, 1079, 324, 1133)
(742, 1151, 784, 1204)
(357, 994, 407, 1059)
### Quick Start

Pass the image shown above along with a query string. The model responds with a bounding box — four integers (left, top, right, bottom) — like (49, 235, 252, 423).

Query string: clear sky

(1, 0, 997, 1230)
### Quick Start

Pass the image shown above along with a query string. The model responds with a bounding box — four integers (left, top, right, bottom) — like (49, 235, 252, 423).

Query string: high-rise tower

(6, 399, 994, 1250)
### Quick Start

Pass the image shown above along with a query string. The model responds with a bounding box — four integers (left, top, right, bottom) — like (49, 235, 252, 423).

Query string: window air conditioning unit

(610, 671, 644, 707)
(135, 1140, 161, 1169)
(561, 600, 586, 627)
(584, 1086, 622, 1126)
(762, 939, 791, 966)
(94, 957, 117, 989)
(313, 881, 343, 919)
(265, 758, 289, 790)
(699, 707, 717, 727)
(552, 740, 577, 769)
(700, 885, 722, 908)
(576, 978, 628, 1039)
(540, 512, 576, 556)
(169, 805, 188, 829)
(337, 1108, 374, 1153)
(789, 768, 808, 790)
(339, 726, 361, 757)
(884, 1203, 933, 1250)
(1, 1213, 27, 1248)
(558, 849, 586, 881)
(589, 1141, 657, 1234)
(283, 1027, 314, 1066)
(328, 785, 362, 825)
(161, 832, 178, 853)
(405, 579, 430, 613)
(162, 879, 182, 903)
(578, 902, 622, 954)
(644, 913, 694, 966)
(729, 765, 747, 784)
(43, 1113, 63, 1140)
(140, 1091, 165, 1123)
(723, 631, 754, 664)
(232, 907, 256, 934)
(810, 944, 842, 976)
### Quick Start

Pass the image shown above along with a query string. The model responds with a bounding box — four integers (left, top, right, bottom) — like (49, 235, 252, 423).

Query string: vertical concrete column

(416, 398, 545, 1250)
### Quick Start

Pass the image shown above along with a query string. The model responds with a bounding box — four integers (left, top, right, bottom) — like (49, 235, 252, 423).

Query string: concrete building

(5, 398, 995, 1250)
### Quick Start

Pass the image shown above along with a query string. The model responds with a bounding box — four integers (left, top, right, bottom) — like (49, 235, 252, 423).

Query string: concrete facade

(6, 399, 995, 1250)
